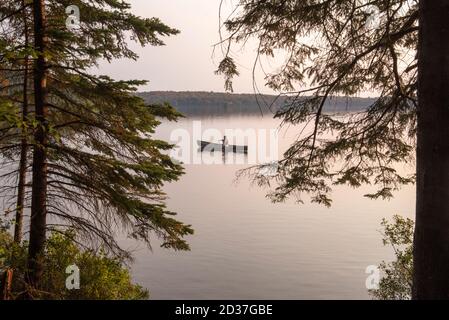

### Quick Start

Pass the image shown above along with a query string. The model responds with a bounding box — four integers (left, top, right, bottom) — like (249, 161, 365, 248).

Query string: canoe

(197, 140, 248, 154)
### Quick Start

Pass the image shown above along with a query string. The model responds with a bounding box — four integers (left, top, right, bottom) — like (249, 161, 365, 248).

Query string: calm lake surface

(121, 114, 415, 300)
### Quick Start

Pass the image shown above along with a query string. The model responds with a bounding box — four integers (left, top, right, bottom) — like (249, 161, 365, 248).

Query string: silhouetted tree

(218, 0, 449, 299)
(413, 0, 449, 300)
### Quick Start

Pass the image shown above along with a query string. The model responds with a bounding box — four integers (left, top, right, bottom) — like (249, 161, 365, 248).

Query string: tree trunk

(413, 0, 449, 299)
(14, 2, 30, 244)
(0, 269, 13, 300)
(26, 0, 48, 289)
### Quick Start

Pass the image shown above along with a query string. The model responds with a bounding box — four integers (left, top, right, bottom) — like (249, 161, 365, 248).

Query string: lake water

(121, 114, 415, 300)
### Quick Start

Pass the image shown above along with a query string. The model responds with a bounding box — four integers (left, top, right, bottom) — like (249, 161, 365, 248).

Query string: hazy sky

(96, 0, 273, 94)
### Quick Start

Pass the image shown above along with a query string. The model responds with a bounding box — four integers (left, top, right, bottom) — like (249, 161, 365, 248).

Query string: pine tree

(1, 0, 194, 293)
(0, 1, 33, 245)
(217, 0, 449, 298)
(413, 0, 449, 299)
(14, 0, 30, 244)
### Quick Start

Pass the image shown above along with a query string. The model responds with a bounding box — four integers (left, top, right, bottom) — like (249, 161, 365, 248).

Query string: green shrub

(0, 220, 148, 300)
(369, 215, 413, 300)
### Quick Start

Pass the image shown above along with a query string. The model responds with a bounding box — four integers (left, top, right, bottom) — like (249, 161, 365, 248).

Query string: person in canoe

(220, 136, 228, 153)
(221, 136, 228, 147)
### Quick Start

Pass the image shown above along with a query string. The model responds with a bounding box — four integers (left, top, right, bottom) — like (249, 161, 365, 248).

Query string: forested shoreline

(138, 91, 376, 116)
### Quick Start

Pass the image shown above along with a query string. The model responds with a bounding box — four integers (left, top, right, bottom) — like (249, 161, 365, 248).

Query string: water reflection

(121, 114, 415, 300)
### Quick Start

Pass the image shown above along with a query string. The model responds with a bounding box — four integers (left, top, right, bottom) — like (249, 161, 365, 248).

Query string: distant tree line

(138, 91, 376, 116)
